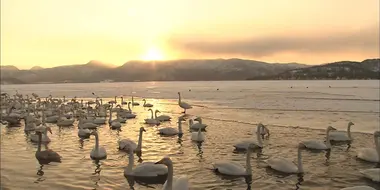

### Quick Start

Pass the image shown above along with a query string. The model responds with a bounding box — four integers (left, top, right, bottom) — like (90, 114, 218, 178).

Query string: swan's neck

(374, 135, 380, 161)
(256, 125, 263, 146)
(325, 129, 332, 148)
(137, 131, 143, 151)
(121, 97, 123, 102)
(108, 109, 112, 122)
(37, 133, 42, 152)
(143, 100, 146, 106)
(189, 119, 193, 126)
(94, 133, 99, 152)
(150, 109, 153, 119)
(128, 103, 131, 111)
(198, 118, 202, 124)
(166, 162, 174, 190)
(246, 149, 252, 175)
(347, 123, 352, 139)
(197, 127, 202, 138)
(297, 148, 304, 173)
(155, 111, 158, 119)
(178, 121, 183, 134)
(178, 94, 181, 104)
(127, 151, 134, 173)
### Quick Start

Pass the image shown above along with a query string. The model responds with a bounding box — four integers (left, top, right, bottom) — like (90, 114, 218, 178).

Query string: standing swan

(356, 131, 380, 163)
(90, 131, 107, 160)
(300, 126, 337, 150)
(35, 131, 61, 163)
(178, 92, 192, 114)
(155, 157, 190, 190)
(124, 144, 168, 177)
(118, 127, 146, 153)
(265, 143, 304, 174)
(329, 121, 354, 141)
(213, 143, 255, 176)
(233, 123, 265, 150)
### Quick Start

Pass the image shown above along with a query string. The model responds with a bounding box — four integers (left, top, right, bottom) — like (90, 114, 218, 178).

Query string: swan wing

(159, 127, 178, 135)
(329, 131, 350, 141)
(133, 162, 168, 177)
(213, 161, 246, 176)
(266, 157, 298, 173)
(190, 123, 207, 129)
(180, 102, 192, 109)
(301, 140, 327, 150)
(340, 186, 376, 190)
(360, 168, 380, 182)
(357, 148, 379, 163)
(118, 139, 137, 150)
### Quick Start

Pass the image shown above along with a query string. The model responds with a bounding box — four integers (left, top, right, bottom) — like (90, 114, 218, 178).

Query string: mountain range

(0, 58, 378, 84)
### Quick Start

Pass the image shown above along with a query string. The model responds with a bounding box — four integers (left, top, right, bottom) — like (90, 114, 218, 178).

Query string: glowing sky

(1, 0, 379, 69)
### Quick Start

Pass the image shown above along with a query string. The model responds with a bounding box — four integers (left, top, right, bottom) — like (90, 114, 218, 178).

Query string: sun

(142, 47, 165, 61)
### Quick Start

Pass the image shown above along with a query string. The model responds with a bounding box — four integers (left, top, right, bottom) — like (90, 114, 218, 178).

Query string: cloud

(168, 26, 379, 58)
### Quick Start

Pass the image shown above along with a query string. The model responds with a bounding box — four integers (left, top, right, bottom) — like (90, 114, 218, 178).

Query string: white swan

(124, 144, 168, 177)
(233, 123, 264, 150)
(118, 127, 146, 152)
(144, 109, 160, 125)
(265, 143, 304, 174)
(191, 127, 205, 142)
(142, 99, 153, 107)
(189, 117, 207, 130)
(90, 131, 107, 160)
(300, 126, 336, 150)
(340, 186, 376, 190)
(178, 92, 192, 113)
(329, 121, 354, 141)
(158, 116, 186, 136)
(213, 143, 254, 176)
(359, 168, 380, 182)
(155, 110, 172, 122)
(155, 157, 190, 190)
(357, 131, 380, 163)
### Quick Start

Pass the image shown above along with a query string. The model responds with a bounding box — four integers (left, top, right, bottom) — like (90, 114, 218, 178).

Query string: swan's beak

(143, 129, 146, 132)
(47, 127, 52, 134)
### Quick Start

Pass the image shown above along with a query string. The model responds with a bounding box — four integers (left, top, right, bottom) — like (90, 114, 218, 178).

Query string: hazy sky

(1, 0, 379, 69)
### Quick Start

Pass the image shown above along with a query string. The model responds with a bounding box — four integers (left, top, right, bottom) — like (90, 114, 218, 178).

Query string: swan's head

(177, 92, 180, 95)
(155, 110, 160, 113)
(140, 127, 146, 132)
(194, 117, 201, 122)
(46, 127, 52, 134)
(148, 108, 152, 111)
(90, 131, 98, 136)
(327, 126, 337, 131)
(155, 156, 172, 166)
(374, 131, 380, 137)
(348, 121, 354, 126)
(142, 99, 146, 101)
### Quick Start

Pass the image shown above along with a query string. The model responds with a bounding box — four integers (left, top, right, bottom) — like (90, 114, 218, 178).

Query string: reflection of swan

(189, 117, 207, 130)
(191, 127, 205, 142)
(329, 122, 354, 141)
(78, 127, 91, 138)
(233, 123, 264, 150)
(158, 116, 186, 136)
(357, 131, 380, 163)
(265, 143, 304, 174)
(118, 127, 146, 153)
(142, 99, 153, 107)
(359, 168, 380, 182)
(35, 131, 61, 163)
(90, 131, 107, 160)
(145, 109, 160, 125)
(155, 110, 171, 121)
(300, 126, 336, 150)
(213, 143, 254, 176)
(178, 92, 192, 114)
(155, 157, 190, 190)
(340, 186, 376, 190)
(124, 144, 168, 177)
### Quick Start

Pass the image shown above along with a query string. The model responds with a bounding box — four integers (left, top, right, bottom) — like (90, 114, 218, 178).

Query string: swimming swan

(118, 127, 146, 153)
(189, 117, 207, 130)
(155, 157, 190, 190)
(155, 110, 172, 121)
(265, 143, 304, 174)
(132, 96, 140, 106)
(124, 144, 168, 177)
(357, 131, 380, 163)
(191, 127, 205, 142)
(301, 126, 336, 150)
(178, 92, 192, 114)
(158, 116, 186, 136)
(145, 109, 160, 125)
(213, 143, 255, 176)
(329, 121, 354, 142)
(90, 131, 107, 160)
(359, 168, 380, 182)
(35, 130, 61, 163)
(233, 123, 265, 150)
(142, 99, 153, 107)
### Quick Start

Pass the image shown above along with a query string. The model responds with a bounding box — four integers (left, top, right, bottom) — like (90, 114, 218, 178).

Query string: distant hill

(30, 66, 44, 70)
(1, 58, 378, 84)
(247, 59, 380, 80)
(0, 65, 19, 71)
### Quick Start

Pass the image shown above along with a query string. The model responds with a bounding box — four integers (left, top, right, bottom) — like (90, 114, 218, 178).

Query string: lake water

(1, 80, 379, 190)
